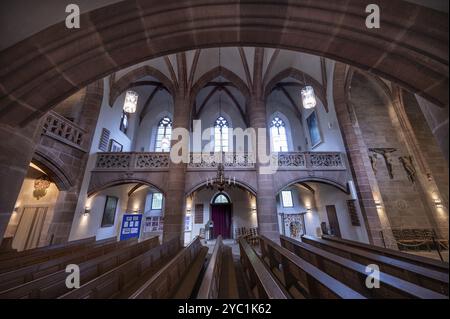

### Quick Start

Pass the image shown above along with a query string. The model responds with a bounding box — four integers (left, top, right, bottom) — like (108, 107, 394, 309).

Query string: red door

(211, 204, 232, 239)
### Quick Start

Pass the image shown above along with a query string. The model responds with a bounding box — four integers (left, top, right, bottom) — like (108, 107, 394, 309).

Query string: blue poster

(120, 214, 142, 241)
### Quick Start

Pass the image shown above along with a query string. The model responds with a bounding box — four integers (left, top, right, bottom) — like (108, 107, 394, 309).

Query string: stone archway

(0, 0, 447, 128)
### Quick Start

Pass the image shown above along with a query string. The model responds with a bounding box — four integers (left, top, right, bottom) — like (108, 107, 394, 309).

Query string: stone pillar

(163, 93, 190, 242)
(248, 94, 280, 242)
(0, 120, 40, 244)
(333, 63, 389, 247)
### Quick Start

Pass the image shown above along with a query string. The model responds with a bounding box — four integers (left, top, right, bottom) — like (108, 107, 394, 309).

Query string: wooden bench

(239, 237, 290, 299)
(0, 236, 96, 261)
(281, 235, 447, 299)
(196, 236, 238, 299)
(302, 235, 449, 295)
(0, 237, 138, 291)
(59, 237, 181, 299)
(130, 237, 208, 299)
(0, 236, 116, 273)
(322, 235, 449, 273)
(0, 236, 159, 298)
(259, 235, 365, 299)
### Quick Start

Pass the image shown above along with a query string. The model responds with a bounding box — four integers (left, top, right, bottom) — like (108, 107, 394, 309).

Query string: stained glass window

(214, 116, 229, 152)
(155, 117, 172, 152)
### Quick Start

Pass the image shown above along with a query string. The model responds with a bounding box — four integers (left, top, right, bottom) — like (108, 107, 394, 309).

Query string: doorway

(210, 193, 232, 239)
(326, 205, 341, 237)
(13, 206, 48, 251)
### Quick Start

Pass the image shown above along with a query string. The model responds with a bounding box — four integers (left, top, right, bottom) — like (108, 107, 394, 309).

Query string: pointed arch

(265, 68, 328, 112)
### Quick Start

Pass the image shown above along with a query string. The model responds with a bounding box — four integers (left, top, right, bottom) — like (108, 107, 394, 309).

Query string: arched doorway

(210, 193, 232, 239)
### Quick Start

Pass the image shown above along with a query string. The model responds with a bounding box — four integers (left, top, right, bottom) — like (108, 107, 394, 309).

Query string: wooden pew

(302, 235, 449, 295)
(59, 237, 181, 299)
(130, 237, 208, 299)
(0, 236, 159, 299)
(259, 235, 365, 299)
(280, 235, 447, 299)
(0, 237, 138, 291)
(238, 237, 290, 299)
(322, 235, 449, 273)
(196, 236, 238, 299)
(0, 236, 96, 262)
(0, 236, 116, 273)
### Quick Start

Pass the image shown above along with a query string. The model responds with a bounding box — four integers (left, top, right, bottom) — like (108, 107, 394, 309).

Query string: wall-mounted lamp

(251, 205, 257, 213)
(306, 207, 312, 213)
(82, 207, 91, 216)
(132, 209, 141, 214)
(13, 206, 20, 213)
(434, 199, 444, 208)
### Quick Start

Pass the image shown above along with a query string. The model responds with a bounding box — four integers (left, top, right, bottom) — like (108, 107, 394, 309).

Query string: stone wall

(350, 72, 435, 231)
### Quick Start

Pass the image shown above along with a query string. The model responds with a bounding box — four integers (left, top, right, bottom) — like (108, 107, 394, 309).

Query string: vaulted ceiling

(109, 47, 329, 125)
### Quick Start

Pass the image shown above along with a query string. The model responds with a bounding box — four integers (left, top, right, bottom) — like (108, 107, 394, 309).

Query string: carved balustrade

(42, 111, 87, 151)
(93, 151, 345, 171)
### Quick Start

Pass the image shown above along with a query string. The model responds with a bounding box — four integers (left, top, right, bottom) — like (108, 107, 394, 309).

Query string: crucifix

(369, 148, 397, 179)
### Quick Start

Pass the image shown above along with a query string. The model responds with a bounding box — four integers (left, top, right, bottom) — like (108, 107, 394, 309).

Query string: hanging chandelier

(301, 86, 317, 109)
(300, 72, 317, 109)
(206, 162, 236, 192)
(123, 90, 138, 113)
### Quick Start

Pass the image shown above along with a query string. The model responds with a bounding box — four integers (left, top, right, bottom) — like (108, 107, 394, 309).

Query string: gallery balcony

(88, 151, 349, 197)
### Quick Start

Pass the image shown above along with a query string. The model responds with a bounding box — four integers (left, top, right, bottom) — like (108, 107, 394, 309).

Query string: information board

(120, 214, 142, 241)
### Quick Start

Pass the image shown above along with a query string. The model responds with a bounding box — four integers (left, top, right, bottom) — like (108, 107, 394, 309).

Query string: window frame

(151, 193, 163, 210)
(214, 116, 230, 152)
(119, 111, 129, 135)
(270, 116, 289, 152)
(281, 190, 294, 208)
(155, 117, 173, 152)
(101, 196, 118, 227)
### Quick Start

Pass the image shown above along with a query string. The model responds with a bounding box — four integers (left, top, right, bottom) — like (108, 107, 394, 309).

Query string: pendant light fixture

(300, 72, 317, 109)
(123, 90, 138, 113)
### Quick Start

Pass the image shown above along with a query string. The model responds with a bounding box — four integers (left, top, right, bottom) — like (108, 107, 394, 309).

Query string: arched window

(214, 116, 229, 152)
(213, 193, 230, 204)
(155, 117, 172, 152)
(270, 116, 288, 152)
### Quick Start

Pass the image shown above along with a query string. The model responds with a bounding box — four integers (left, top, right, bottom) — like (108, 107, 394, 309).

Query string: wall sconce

(82, 207, 91, 216)
(132, 208, 141, 214)
(306, 207, 312, 213)
(13, 206, 19, 213)
(434, 199, 443, 208)
(251, 205, 257, 213)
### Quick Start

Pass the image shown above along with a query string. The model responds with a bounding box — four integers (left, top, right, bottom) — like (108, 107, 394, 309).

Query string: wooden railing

(280, 235, 447, 299)
(42, 111, 87, 151)
(94, 151, 346, 171)
(0, 236, 111, 273)
(197, 236, 223, 299)
(239, 238, 289, 299)
(259, 235, 365, 299)
(130, 237, 208, 299)
(322, 235, 449, 273)
(302, 235, 448, 295)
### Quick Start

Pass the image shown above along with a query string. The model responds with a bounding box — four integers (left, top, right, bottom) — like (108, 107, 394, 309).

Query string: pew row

(0, 236, 116, 273)
(302, 235, 448, 295)
(60, 237, 181, 299)
(0, 237, 138, 291)
(280, 235, 447, 299)
(196, 236, 239, 299)
(239, 238, 290, 299)
(130, 237, 208, 299)
(259, 236, 365, 299)
(0, 237, 159, 298)
(322, 235, 449, 273)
